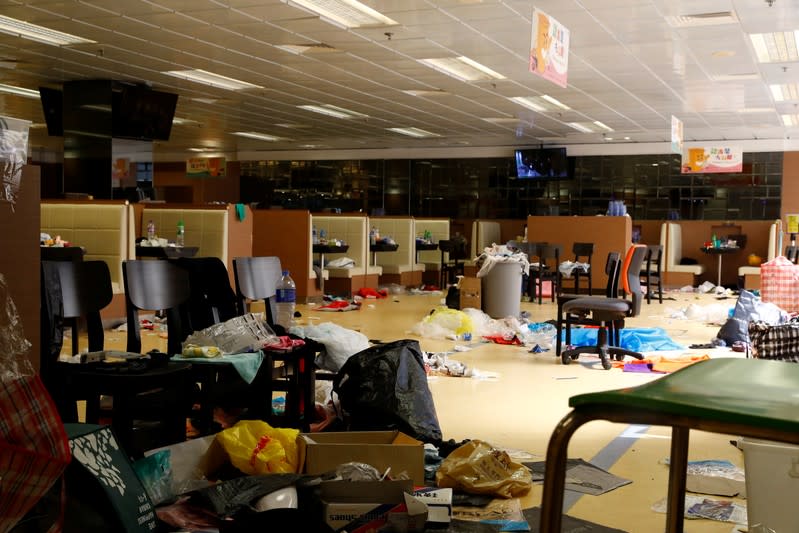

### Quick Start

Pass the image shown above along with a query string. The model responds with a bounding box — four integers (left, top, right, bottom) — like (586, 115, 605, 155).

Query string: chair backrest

(122, 260, 191, 355)
(42, 260, 113, 355)
(620, 244, 649, 318)
(643, 244, 663, 273)
(439, 237, 469, 261)
(233, 256, 282, 325)
(604, 251, 622, 298)
(572, 242, 594, 262)
(173, 256, 238, 331)
(535, 244, 562, 269)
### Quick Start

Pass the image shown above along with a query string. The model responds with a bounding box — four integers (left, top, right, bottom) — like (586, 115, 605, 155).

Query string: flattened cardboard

(459, 277, 481, 310)
(297, 430, 424, 486)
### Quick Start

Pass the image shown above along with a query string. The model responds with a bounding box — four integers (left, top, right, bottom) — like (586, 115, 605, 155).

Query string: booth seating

(141, 206, 229, 266)
(41, 201, 135, 294)
(661, 222, 705, 287)
(311, 214, 376, 295)
(465, 220, 501, 275)
(414, 218, 450, 285)
(371, 216, 421, 286)
(738, 220, 780, 289)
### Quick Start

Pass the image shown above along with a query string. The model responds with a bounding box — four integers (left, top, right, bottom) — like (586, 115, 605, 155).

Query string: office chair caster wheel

(561, 352, 572, 365)
(614, 354, 625, 361)
(601, 357, 612, 370)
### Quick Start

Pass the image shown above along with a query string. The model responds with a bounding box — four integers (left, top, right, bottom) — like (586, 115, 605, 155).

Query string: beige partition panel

(527, 215, 632, 291)
(141, 205, 229, 266)
(414, 218, 450, 272)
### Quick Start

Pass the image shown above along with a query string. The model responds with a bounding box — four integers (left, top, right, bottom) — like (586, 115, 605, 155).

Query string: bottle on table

(147, 219, 156, 240)
(275, 270, 296, 330)
(176, 220, 185, 247)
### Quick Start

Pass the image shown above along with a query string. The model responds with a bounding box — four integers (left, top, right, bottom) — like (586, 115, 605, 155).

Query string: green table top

(570, 358, 799, 435)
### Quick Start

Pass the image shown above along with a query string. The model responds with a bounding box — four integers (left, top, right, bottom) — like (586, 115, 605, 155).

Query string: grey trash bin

(481, 262, 523, 318)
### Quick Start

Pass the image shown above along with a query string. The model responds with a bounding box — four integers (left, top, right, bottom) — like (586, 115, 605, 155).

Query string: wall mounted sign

(186, 157, 226, 178)
(529, 8, 570, 88)
(681, 146, 743, 174)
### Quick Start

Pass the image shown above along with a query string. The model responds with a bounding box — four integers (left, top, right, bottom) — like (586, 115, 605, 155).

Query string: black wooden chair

(41, 260, 192, 457)
(123, 259, 192, 356)
(640, 244, 663, 304)
(233, 255, 282, 324)
(438, 237, 469, 288)
(561, 242, 594, 296)
(531, 244, 562, 304)
(560, 244, 648, 369)
(172, 256, 239, 331)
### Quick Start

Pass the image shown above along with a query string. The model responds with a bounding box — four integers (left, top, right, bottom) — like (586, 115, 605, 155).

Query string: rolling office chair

(559, 244, 648, 370)
(555, 252, 622, 358)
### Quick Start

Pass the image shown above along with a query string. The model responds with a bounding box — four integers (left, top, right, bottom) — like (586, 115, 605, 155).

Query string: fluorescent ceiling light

(232, 131, 285, 141)
(509, 96, 546, 112)
(567, 122, 595, 133)
(782, 114, 799, 126)
(0, 82, 39, 98)
(297, 104, 368, 119)
(593, 120, 614, 132)
(419, 57, 505, 82)
(710, 73, 760, 82)
(172, 117, 199, 126)
(0, 15, 95, 46)
(275, 43, 337, 54)
(749, 31, 799, 63)
(80, 104, 112, 112)
(299, 144, 331, 149)
(771, 83, 799, 101)
(666, 11, 738, 27)
(540, 95, 570, 110)
(402, 89, 450, 97)
(188, 147, 207, 152)
(482, 117, 520, 124)
(275, 123, 312, 129)
(282, 0, 397, 29)
(164, 69, 262, 91)
(192, 97, 218, 104)
(387, 127, 440, 138)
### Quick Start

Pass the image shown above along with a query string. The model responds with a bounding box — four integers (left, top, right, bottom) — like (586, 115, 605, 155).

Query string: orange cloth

(612, 354, 711, 373)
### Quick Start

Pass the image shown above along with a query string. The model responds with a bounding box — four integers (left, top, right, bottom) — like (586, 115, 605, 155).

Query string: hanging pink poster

(681, 146, 743, 174)
(529, 8, 570, 88)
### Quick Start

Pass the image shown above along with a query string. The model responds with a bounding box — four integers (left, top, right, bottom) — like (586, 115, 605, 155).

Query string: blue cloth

(172, 351, 264, 384)
(563, 327, 684, 352)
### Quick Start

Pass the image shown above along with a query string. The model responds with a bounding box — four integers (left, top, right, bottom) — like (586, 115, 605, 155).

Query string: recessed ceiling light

(297, 104, 368, 119)
(0, 82, 39, 98)
(749, 30, 799, 63)
(782, 114, 799, 126)
(164, 69, 262, 91)
(387, 127, 440, 138)
(624, 136, 631, 140)
(402, 89, 450, 97)
(419, 56, 505, 82)
(509, 96, 546, 112)
(282, 0, 397, 29)
(771, 83, 799, 101)
(540, 95, 570, 110)
(567, 122, 596, 133)
(275, 43, 338, 54)
(0, 15, 95, 46)
(231, 131, 285, 141)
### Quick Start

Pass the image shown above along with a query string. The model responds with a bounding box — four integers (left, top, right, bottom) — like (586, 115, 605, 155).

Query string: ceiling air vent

(666, 11, 739, 27)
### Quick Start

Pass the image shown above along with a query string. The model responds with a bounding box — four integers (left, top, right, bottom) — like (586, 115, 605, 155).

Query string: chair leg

(657, 275, 663, 304)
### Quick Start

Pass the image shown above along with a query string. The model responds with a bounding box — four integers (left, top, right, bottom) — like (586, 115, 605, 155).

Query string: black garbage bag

(333, 339, 442, 444)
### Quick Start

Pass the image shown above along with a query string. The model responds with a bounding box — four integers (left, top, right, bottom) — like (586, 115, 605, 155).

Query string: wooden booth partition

(1, 165, 40, 371)
(526, 215, 632, 293)
(667, 220, 773, 289)
(252, 209, 314, 302)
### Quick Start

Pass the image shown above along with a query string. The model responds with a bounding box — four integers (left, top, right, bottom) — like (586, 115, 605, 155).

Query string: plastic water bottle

(275, 270, 296, 329)
(176, 220, 185, 247)
(147, 219, 156, 240)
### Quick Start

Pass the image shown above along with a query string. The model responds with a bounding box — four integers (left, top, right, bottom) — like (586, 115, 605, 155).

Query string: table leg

(319, 252, 325, 295)
(717, 254, 722, 289)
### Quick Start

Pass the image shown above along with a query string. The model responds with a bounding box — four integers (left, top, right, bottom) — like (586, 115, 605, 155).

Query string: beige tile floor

(95, 289, 749, 532)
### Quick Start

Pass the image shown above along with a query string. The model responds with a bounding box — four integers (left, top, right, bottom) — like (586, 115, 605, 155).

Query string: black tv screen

(38, 87, 63, 137)
(515, 147, 569, 178)
(112, 86, 178, 141)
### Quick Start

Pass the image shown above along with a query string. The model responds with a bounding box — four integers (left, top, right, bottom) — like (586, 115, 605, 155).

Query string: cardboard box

(411, 487, 452, 524)
(321, 480, 427, 532)
(297, 430, 425, 486)
(459, 276, 482, 310)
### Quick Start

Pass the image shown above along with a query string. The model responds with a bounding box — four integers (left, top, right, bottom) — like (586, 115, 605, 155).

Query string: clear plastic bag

(182, 313, 278, 354)
(435, 440, 532, 498)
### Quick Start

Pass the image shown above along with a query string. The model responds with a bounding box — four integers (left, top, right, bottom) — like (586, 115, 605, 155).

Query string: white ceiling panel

(0, 0, 794, 154)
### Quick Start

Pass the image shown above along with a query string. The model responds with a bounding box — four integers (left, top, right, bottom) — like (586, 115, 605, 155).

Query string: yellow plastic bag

(435, 439, 532, 498)
(216, 420, 300, 475)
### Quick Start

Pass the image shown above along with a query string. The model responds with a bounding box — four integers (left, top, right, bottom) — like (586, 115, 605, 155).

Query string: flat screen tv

(515, 147, 569, 178)
(38, 87, 63, 137)
(112, 86, 178, 141)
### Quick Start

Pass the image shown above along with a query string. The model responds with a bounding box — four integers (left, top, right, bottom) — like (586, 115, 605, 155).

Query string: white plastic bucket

(739, 437, 799, 532)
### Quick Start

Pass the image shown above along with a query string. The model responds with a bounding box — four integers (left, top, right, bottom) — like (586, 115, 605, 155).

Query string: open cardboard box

(320, 479, 427, 532)
(297, 430, 425, 486)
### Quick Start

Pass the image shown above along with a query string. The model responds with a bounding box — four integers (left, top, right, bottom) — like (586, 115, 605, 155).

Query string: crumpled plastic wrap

(182, 313, 278, 354)
(475, 244, 530, 278)
(435, 439, 533, 498)
(410, 307, 474, 339)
